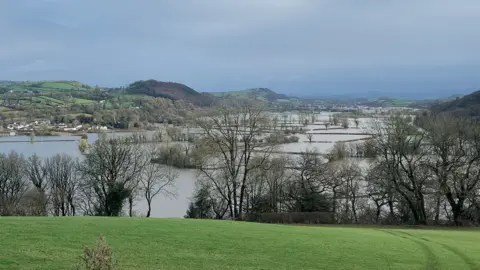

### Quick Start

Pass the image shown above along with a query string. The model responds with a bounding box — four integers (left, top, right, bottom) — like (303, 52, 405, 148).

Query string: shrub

(152, 144, 199, 169)
(341, 118, 349, 129)
(265, 134, 299, 144)
(287, 135, 299, 143)
(328, 141, 349, 162)
(78, 234, 116, 270)
(244, 212, 334, 224)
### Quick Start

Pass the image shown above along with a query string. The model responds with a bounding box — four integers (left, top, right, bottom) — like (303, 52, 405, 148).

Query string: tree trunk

(434, 195, 441, 224)
(375, 203, 381, 224)
(146, 204, 151, 218)
(129, 196, 134, 217)
(388, 199, 394, 223)
(332, 190, 337, 223)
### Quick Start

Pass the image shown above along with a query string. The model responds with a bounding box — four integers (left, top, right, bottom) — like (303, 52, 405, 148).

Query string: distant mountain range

(2, 79, 476, 110)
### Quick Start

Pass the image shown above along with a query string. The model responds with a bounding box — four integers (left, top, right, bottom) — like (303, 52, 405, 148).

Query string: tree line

(0, 134, 177, 217)
(184, 105, 480, 226)
(3, 102, 480, 226)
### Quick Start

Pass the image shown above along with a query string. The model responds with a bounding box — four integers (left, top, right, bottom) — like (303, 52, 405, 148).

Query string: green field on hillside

(0, 218, 479, 270)
(36, 96, 66, 105)
(72, 98, 95, 104)
(5, 81, 91, 92)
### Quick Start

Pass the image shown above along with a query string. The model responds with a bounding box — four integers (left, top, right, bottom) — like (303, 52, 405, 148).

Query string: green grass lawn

(0, 218, 479, 270)
(40, 81, 79, 90)
(73, 98, 95, 104)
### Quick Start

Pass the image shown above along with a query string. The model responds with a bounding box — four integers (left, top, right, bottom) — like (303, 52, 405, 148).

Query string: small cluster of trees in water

(2, 102, 480, 226)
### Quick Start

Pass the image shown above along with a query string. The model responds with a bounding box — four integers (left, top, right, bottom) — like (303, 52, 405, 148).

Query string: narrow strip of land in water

(0, 139, 78, 143)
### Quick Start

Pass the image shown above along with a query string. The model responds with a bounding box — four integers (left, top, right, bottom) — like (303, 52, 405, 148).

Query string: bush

(287, 135, 299, 143)
(265, 134, 299, 144)
(152, 144, 199, 169)
(341, 118, 349, 129)
(244, 212, 334, 224)
(78, 234, 116, 270)
(328, 141, 349, 162)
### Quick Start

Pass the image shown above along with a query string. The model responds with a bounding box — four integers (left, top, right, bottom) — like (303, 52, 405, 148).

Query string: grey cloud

(2, 0, 480, 97)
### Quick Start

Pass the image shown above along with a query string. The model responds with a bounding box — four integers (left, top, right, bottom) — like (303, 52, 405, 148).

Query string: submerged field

(0, 218, 479, 270)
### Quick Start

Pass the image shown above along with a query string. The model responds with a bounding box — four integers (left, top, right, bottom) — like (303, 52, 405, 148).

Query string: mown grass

(0, 217, 479, 270)
(73, 98, 95, 104)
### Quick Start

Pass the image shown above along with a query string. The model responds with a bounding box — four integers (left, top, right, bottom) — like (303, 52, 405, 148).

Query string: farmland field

(0, 217, 479, 269)
(72, 98, 95, 104)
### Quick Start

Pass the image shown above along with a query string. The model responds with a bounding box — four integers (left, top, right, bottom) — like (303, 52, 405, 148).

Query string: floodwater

(0, 112, 374, 218)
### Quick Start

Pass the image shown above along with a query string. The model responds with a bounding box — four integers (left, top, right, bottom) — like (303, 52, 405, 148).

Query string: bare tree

(333, 160, 362, 223)
(324, 122, 330, 130)
(286, 149, 330, 212)
(195, 101, 275, 219)
(423, 114, 480, 225)
(44, 154, 79, 216)
(371, 116, 430, 225)
(78, 136, 145, 216)
(364, 164, 396, 224)
(0, 152, 28, 215)
(25, 154, 48, 215)
(140, 148, 178, 217)
(245, 155, 292, 214)
(306, 133, 314, 143)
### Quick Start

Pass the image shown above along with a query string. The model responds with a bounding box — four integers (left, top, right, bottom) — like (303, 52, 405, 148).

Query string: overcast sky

(2, 0, 480, 98)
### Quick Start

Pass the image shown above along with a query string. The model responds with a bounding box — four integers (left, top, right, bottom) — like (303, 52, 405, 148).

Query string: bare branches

(0, 152, 29, 215)
(139, 147, 178, 217)
(195, 103, 274, 218)
(77, 136, 146, 216)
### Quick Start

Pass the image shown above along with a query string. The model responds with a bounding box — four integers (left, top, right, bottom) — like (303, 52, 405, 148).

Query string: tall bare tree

(287, 149, 330, 212)
(371, 116, 430, 224)
(195, 102, 275, 219)
(78, 136, 145, 216)
(25, 154, 48, 215)
(44, 154, 79, 216)
(423, 114, 480, 225)
(140, 148, 178, 217)
(0, 152, 28, 215)
(306, 133, 314, 143)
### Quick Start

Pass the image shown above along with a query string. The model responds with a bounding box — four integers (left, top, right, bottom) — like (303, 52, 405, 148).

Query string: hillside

(2, 217, 479, 269)
(125, 80, 215, 106)
(210, 88, 292, 102)
(0, 80, 92, 92)
(432, 90, 480, 116)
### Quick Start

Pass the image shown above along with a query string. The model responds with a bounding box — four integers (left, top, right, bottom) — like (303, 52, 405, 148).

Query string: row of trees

(0, 136, 177, 217)
(185, 104, 480, 226)
(3, 101, 480, 226)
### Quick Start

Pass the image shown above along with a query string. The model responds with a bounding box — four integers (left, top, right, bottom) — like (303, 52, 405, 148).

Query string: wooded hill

(431, 90, 480, 117)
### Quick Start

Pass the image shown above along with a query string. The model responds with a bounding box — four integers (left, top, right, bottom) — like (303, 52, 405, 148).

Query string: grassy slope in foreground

(0, 218, 479, 270)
